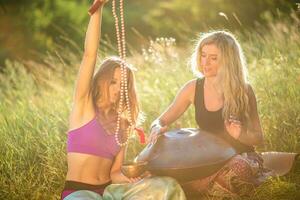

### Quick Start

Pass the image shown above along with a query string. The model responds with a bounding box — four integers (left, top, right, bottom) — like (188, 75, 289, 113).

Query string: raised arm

(149, 80, 196, 143)
(73, 1, 104, 104)
(69, 1, 106, 130)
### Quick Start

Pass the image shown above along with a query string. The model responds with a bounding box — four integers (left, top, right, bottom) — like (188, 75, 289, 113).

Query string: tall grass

(0, 15, 299, 199)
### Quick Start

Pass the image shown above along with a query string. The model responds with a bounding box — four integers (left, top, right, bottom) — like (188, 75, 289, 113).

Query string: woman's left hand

(124, 171, 151, 183)
(225, 118, 242, 139)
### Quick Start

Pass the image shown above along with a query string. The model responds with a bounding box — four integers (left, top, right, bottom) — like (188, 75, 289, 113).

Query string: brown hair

(91, 57, 139, 125)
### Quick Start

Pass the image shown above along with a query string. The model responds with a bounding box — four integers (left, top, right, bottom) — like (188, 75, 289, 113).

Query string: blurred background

(0, 0, 299, 199)
(0, 0, 299, 66)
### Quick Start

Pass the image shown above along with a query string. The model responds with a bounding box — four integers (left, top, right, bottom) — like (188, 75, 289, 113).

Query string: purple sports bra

(67, 117, 121, 160)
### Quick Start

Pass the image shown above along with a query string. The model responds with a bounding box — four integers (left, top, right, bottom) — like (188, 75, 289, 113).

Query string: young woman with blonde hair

(149, 30, 273, 197)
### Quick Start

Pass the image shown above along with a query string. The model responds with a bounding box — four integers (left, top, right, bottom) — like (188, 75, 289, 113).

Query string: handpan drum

(135, 128, 237, 182)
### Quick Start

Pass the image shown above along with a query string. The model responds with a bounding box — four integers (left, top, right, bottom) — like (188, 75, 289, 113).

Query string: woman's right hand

(148, 122, 168, 144)
(88, 0, 109, 15)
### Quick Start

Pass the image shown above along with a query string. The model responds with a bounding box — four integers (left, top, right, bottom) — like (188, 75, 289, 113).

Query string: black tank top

(194, 78, 254, 153)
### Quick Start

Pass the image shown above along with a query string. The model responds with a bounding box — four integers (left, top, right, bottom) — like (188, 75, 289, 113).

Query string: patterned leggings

(183, 152, 270, 198)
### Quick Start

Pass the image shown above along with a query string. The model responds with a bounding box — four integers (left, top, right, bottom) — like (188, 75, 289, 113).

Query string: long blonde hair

(191, 31, 250, 122)
(91, 57, 139, 125)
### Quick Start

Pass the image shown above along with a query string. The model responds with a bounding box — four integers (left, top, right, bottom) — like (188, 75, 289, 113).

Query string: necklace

(112, 0, 133, 146)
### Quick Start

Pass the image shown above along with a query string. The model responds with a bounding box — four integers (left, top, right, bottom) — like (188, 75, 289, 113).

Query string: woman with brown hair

(62, 0, 186, 199)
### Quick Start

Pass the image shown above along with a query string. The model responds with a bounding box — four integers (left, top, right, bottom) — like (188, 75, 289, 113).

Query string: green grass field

(0, 16, 299, 200)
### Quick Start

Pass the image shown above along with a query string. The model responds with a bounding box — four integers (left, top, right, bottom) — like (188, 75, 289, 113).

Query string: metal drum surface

(135, 128, 237, 182)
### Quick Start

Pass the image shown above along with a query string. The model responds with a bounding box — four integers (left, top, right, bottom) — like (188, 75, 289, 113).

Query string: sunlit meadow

(0, 14, 299, 200)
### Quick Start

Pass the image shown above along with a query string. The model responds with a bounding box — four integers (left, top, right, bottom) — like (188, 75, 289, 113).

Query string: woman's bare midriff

(66, 153, 113, 185)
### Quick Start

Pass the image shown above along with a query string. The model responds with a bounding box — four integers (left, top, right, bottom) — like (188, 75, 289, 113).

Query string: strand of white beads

(112, 0, 133, 146)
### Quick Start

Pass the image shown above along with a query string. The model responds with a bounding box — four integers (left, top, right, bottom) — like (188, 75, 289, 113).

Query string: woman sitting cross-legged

(149, 30, 298, 198)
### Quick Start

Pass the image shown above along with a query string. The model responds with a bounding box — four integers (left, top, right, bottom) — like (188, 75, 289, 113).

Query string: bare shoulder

(181, 79, 197, 91)
(178, 79, 197, 103)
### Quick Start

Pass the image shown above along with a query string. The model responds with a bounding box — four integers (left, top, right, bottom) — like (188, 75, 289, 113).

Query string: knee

(227, 155, 253, 179)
